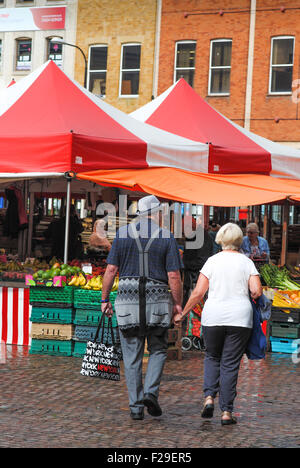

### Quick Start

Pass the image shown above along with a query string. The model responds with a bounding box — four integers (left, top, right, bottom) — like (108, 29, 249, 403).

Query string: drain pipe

(244, 0, 257, 131)
(152, 0, 162, 99)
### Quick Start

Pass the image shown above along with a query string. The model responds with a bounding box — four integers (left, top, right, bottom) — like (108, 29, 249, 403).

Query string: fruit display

(32, 263, 82, 282)
(272, 290, 300, 308)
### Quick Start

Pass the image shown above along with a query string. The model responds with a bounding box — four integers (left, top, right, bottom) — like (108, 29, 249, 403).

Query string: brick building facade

(75, 0, 158, 113)
(158, 0, 300, 146)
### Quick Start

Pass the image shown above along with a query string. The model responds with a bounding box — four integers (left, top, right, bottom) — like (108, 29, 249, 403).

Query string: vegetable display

(260, 264, 300, 291)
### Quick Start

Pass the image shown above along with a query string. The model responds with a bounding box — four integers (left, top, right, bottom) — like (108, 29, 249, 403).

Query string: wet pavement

(0, 345, 299, 448)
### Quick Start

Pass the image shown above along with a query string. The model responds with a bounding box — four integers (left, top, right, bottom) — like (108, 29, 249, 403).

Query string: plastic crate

(29, 301, 73, 309)
(74, 324, 120, 343)
(73, 308, 118, 327)
(73, 289, 117, 310)
(29, 286, 74, 306)
(271, 322, 300, 339)
(72, 340, 87, 357)
(271, 306, 300, 324)
(30, 307, 75, 324)
(30, 339, 73, 356)
(270, 336, 300, 354)
(31, 323, 75, 341)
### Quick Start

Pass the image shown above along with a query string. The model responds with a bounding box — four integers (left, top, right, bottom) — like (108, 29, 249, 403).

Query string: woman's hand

(172, 304, 183, 326)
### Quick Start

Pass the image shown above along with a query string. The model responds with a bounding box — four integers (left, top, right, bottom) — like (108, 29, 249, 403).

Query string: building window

(269, 36, 294, 94)
(48, 39, 63, 67)
(119, 43, 141, 97)
(88, 45, 108, 97)
(174, 41, 196, 87)
(0, 1, 4, 6)
(0, 40, 2, 68)
(209, 39, 232, 95)
(16, 39, 32, 71)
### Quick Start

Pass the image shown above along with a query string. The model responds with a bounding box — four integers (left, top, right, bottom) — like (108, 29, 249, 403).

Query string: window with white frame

(209, 39, 232, 95)
(16, 38, 32, 71)
(174, 41, 196, 86)
(88, 45, 108, 97)
(269, 36, 294, 94)
(0, 40, 2, 68)
(119, 43, 141, 97)
(47, 38, 63, 67)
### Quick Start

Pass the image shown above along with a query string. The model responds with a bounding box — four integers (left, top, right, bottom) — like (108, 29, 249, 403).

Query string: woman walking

(174, 223, 262, 425)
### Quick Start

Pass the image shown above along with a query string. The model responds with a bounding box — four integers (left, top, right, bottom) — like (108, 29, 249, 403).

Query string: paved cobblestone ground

(0, 345, 299, 448)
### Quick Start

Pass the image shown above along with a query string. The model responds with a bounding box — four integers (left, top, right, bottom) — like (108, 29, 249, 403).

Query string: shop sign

(0, 7, 66, 31)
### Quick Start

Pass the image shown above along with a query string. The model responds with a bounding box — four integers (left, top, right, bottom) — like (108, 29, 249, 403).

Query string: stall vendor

(241, 222, 270, 261)
(87, 218, 111, 255)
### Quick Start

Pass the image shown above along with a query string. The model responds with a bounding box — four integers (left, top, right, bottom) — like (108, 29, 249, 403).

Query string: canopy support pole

(27, 192, 34, 257)
(64, 174, 72, 264)
(280, 200, 289, 266)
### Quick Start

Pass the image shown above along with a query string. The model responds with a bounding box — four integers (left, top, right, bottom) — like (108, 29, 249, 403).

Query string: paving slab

(0, 345, 299, 448)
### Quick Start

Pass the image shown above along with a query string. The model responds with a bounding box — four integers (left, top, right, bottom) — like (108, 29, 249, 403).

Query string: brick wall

(75, 0, 157, 113)
(158, 0, 300, 143)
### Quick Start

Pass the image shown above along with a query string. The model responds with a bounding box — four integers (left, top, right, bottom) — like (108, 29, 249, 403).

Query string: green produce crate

(271, 322, 300, 339)
(72, 340, 87, 357)
(30, 307, 75, 324)
(271, 306, 300, 324)
(73, 289, 117, 310)
(29, 339, 73, 356)
(29, 286, 74, 306)
(73, 308, 118, 327)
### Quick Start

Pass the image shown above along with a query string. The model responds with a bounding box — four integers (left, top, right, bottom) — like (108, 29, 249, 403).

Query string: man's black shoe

(130, 411, 144, 420)
(142, 393, 162, 417)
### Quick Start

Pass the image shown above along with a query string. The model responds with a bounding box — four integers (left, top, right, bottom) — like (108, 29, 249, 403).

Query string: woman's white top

(200, 251, 259, 328)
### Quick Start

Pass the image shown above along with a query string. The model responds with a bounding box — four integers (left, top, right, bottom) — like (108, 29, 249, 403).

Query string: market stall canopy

(131, 79, 300, 180)
(0, 61, 209, 178)
(77, 168, 300, 207)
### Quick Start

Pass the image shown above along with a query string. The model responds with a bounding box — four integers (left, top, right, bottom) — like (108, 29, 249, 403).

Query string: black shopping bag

(80, 314, 121, 381)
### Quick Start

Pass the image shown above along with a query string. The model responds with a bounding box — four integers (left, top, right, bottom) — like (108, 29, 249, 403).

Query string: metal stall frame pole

(63, 172, 73, 264)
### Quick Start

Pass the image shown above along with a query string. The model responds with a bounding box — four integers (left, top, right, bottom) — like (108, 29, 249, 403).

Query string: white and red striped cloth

(0, 287, 31, 346)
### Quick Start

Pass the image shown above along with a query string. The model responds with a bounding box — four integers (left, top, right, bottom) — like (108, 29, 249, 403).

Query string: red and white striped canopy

(131, 79, 300, 180)
(0, 61, 208, 178)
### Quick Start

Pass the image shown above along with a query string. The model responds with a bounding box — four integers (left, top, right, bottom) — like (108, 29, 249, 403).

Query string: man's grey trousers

(119, 329, 168, 415)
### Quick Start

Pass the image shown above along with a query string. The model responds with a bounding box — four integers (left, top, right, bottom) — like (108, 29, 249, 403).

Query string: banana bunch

(112, 277, 119, 291)
(68, 273, 87, 287)
(82, 275, 102, 290)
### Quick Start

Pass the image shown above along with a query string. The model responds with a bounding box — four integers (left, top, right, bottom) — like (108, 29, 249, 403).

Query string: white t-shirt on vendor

(200, 251, 259, 328)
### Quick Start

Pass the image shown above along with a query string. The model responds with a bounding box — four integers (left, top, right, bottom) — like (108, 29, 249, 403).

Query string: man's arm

(167, 270, 183, 321)
(101, 264, 119, 316)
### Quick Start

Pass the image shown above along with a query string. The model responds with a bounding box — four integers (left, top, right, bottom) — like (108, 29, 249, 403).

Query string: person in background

(174, 223, 262, 426)
(182, 218, 213, 307)
(87, 218, 111, 257)
(241, 222, 270, 261)
(101, 195, 183, 421)
(44, 205, 83, 260)
(208, 221, 221, 255)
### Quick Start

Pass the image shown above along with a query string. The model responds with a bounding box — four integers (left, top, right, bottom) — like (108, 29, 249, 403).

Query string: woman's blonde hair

(215, 222, 243, 251)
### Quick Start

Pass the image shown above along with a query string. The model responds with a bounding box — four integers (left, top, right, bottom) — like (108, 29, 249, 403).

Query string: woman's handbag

(80, 314, 121, 381)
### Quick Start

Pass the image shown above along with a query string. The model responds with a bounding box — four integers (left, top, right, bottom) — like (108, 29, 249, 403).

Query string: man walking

(101, 195, 183, 420)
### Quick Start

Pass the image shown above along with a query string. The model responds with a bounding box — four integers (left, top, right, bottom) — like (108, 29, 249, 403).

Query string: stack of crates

(270, 305, 300, 354)
(29, 286, 75, 356)
(72, 289, 119, 357)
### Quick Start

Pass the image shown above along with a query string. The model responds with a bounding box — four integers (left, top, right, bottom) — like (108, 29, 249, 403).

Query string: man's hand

(101, 301, 113, 317)
(172, 304, 183, 326)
